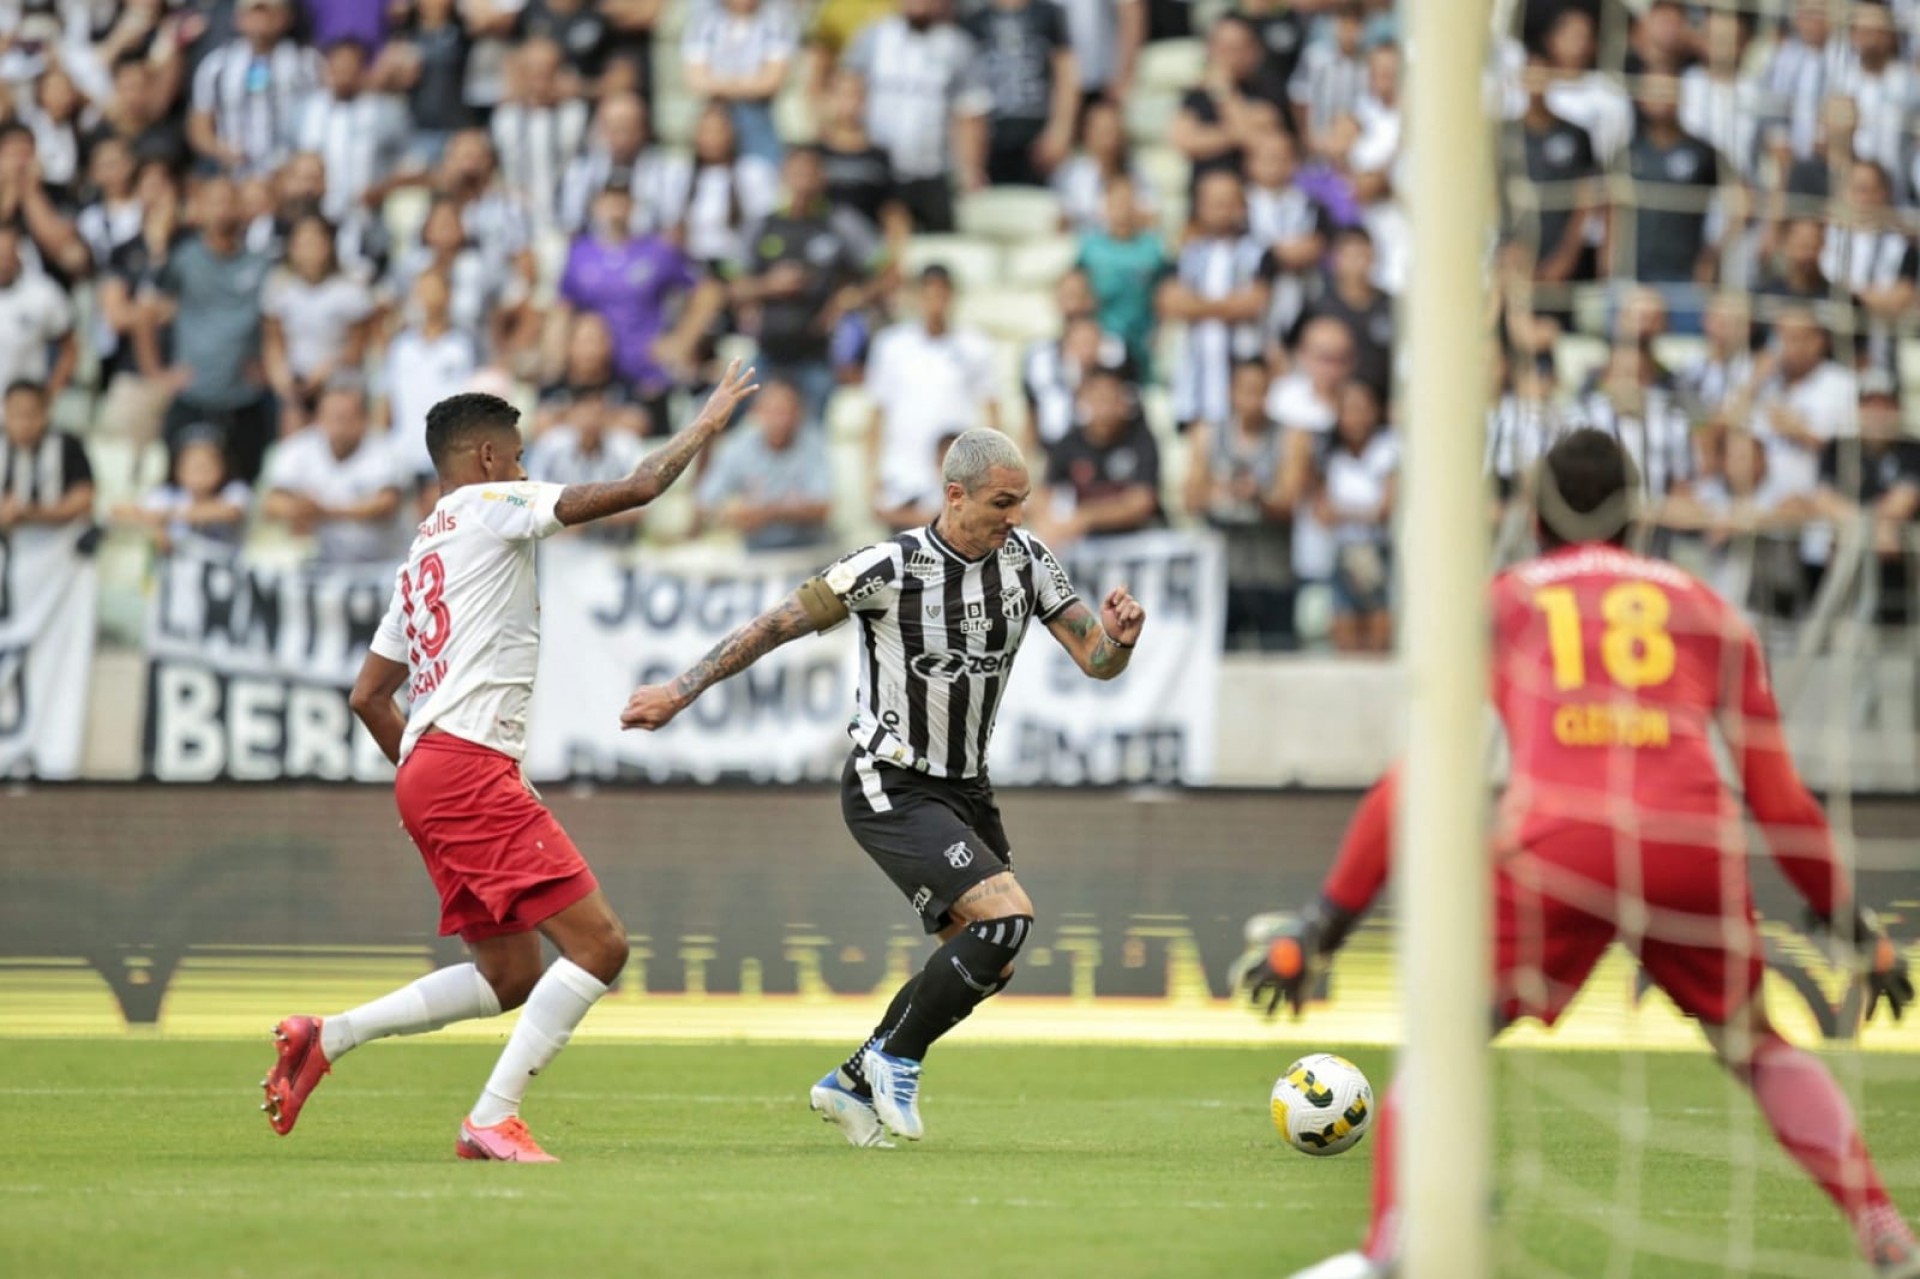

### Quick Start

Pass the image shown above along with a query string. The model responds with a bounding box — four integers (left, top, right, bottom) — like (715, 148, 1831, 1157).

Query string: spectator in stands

(1297, 224, 1392, 407)
(1816, 369, 1920, 574)
(1025, 272, 1130, 452)
(1036, 364, 1160, 545)
(76, 138, 144, 270)
(866, 264, 999, 527)
(1053, 97, 1154, 235)
(383, 267, 480, 493)
(1160, 170, 1273, 433)
(557, 92, 658, 235)
(0, 380, 93, 536)
(1186, 358, 1292, 650)
(805, 0, 897, 99)
(24, 64, 86, 209)
(99, 53, 189, 173)
(536, 311, 652, 438)
(1566, 345, 1698, 502)
(1679, 5, 1762, 183)
(1832, 0, 1913, 200)
(1658, 428, 1792, 597)
(1317, 377, 1395, 654)
(1623, 0, 1698, 76)
(696, 379, 836, 552)
(433, 130, 538, 331)
(683, 0, 798, 167)
(297, 38, 410, 222)
(1289, 2, 1366, 157)
(0, 226, 76, 398)
(556, 183, 724, 435)
(1235, 0, 1309, 94)
(1761, 0, 1842, 165)
(652, 103, 778, 272)
(110, 430, 250, 553)
(1485, 343, 1561, 521)
(816, 69, 908, 250)
(1756, 215, 1834, 310)
(1270, 315, 1353, 588)
(1076, 182, 1164, 378)
(1620, 70, 1719, 327)
(1172, 14, 1289, 186)
(93, 162, 181, 450)
(1244, 129, 1327, 343)
(391, 194, 507, 350)
(1823, 161, 1918, 372)
(1676, 290, 1759, 428)
(262, 379, 404, 563)
(1062, 0, 1142, 104)
(143, 176, 274, 482)
(1540, 6, 1632, 164)
(490, 38, 590, 235)
(843, 0, 992, 231)
(189, 0, 323, 176)
(0, 123, 89, 280)
(964, 0, 1080, 188)
(383, 0, 475, 168)
(733, 145, 875, 430)
(1746, 307, 1858, 514)
(526, 384, 648, 545)
(263, 213, 378, 436)
(518, 0, 617, 84)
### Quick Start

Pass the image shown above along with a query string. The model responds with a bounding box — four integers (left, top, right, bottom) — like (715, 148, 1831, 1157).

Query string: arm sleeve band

(796, 576, 849, 630)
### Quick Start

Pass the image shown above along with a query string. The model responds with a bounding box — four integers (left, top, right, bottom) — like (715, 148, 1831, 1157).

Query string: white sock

(469, 959, 607, 1127)
(321, 963, 502, 1062)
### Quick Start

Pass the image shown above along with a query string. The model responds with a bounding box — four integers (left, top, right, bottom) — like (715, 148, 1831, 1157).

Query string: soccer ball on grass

(1271, 1052, 1373, 1156)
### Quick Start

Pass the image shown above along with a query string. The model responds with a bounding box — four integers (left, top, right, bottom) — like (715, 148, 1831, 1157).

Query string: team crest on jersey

(943, 841, 974, 869)
(1001, 587, 1029, 620)
(906, 550, 943, 579)
(998, 539, 1029, 569)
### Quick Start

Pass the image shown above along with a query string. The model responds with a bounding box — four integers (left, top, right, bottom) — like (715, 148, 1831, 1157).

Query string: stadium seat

(1135, 145, 1191, 211)
(654, 94, 698, 147)
(382, 186, 430, 252)
(824, 385, 872, 444)
(532, 231, 570, 302)
(899, 235, 1002, 291)
(1003, 236, 1079, 288)
(1123, 91, 1181, 147)
(1138, 40, 1205, 94)
(85, 437, 167, 514)
(773, 90, 817, 144)
(955, 286, 1058, 345)
(1552, 333, 1609, 396)
(1651, 334, 1704, 375)
(955, 188, 1063, 242)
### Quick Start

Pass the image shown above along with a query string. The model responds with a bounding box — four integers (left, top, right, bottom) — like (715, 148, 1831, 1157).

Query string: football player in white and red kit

(261, 361, 758, 1162)
(1246, 430, 1918, 1277)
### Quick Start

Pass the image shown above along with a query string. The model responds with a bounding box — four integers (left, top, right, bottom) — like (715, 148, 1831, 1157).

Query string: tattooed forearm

(1050, 602, 1131, 680)
(554, 413, 726, 526)
(669, 597, 818, 703)
(1088, 633, 1132, 679)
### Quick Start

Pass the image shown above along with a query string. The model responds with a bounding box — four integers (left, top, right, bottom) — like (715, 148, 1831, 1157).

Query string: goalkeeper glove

(1234, 896, 1360, 1020)
(1809, 906, 1913, 1023)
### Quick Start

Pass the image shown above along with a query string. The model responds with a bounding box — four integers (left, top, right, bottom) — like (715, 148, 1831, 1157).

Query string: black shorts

(841, 752, 1012, 934)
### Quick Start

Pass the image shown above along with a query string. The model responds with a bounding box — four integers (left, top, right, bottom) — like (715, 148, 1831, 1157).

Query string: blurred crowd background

(1, 0, 1917, 657)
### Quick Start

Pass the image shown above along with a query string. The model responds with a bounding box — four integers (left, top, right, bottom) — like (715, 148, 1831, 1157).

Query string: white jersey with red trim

(371, 481, 566, 763)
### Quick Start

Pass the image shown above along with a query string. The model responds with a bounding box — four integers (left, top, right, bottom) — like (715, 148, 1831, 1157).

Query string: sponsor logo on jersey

(841, 571, 889, 607)
(910, 886, 933, 914)
(909, 650, 1014, 681)
(482, 490, 530, 509)
(998, 540, 1030, 569)
(960, 600, 990, 636)
(944, 841, 974, 869)
(906, 550, 943, 579)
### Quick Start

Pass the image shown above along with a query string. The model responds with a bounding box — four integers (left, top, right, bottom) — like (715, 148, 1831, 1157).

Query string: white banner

(524, 538, 858, 783)
(988, 528, 1223, 785)
(142, 529, 1224, 785)
(0, 527, 97, 779)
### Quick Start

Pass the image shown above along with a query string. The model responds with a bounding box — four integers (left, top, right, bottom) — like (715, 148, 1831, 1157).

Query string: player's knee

(484, 965, 540, 1011)
(571, 924, 629, 986)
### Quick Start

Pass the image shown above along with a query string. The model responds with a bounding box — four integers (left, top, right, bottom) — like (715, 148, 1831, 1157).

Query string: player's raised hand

(620, 684, 685, 732)
(1101, 586, 1145, 648)
(694, 359, 760, 428)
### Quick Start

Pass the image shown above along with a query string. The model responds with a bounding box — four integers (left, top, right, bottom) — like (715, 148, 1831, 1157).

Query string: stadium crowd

(0, 0, 1917, 655)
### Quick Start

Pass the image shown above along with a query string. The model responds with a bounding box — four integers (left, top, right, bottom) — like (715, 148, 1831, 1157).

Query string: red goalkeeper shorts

(1494, 823, 1764, 1028)
(393, 732, 598, 943)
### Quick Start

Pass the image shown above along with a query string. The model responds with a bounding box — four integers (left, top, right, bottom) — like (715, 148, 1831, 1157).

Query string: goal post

(1397, 0, 1496, 1273)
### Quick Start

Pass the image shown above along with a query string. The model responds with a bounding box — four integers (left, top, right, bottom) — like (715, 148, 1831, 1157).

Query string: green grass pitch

(5, 1039, 1917, 1277)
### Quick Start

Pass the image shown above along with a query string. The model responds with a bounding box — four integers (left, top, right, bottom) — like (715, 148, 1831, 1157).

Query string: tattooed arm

(554, 360, 759, 527)
(1045, 588, 1146, 681)
(620, 595, 823, 729)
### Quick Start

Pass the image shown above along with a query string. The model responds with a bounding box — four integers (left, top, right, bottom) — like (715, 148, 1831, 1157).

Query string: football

(1270, 1053, 1374, 1157)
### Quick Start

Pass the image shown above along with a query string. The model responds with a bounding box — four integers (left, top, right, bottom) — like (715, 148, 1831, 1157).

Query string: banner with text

(141, 530, 1224, 784)
(0, 527, 97, 779)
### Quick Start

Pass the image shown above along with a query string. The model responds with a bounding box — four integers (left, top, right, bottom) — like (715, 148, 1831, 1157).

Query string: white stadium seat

(954, 286, 1058, 345)
(824, 386, 873, 444)
(1123, 90, 1181, 146)
(1138, 39, 1205, 94)
(1003, 236, 1080, 288)
(900, 235, 1003, 291)
(382, 186, 430, 251)
(1553, 333, 1609, 395)
(955, 188, 1062, 242)
(1135, 144, 1191, 209)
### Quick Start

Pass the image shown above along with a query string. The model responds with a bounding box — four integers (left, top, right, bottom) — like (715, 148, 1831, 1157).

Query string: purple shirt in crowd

(303, 0, 388, 51)
(560, 234, 698, 395)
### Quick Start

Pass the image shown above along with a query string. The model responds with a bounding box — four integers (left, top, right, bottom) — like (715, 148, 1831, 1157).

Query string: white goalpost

(1397, 0, 1496, 1273)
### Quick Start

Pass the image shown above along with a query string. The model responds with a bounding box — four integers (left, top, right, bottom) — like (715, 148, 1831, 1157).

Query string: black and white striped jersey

(821, 524, 1080, 780)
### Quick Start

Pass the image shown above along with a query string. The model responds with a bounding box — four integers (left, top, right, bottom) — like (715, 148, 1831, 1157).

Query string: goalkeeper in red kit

(1251, 430, 1918, 1279)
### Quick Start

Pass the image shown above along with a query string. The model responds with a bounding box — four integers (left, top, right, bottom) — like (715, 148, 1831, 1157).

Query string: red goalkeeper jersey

(1321, 542, 1843, 919)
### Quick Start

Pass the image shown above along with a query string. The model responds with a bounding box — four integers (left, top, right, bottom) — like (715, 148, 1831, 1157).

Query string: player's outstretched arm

(1044, 587, 1145, 681)
(620, 593, 823, 730)
(553, 360, 759, 526)
(348, 652, 410, 766)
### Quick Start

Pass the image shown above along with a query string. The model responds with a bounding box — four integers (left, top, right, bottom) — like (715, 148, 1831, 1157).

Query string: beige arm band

(796, 576, 850, 629)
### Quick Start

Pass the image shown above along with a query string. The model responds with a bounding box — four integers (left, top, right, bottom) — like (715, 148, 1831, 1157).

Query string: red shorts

(1494, 823, 1763, 1028)
(394, 733, 598, 942)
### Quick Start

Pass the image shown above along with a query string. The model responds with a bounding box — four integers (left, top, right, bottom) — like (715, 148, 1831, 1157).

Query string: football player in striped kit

(620, 427, 1145, 1146)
